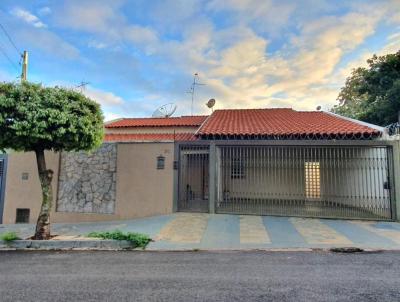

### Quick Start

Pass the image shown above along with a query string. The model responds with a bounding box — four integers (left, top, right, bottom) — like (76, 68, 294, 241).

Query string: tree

(0, 82, 104, 239)
(332, 50, 400, 126)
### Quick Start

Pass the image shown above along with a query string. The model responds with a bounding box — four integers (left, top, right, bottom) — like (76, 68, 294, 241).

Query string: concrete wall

(1, 143, 175, 224)
(391, 139, 400, 220)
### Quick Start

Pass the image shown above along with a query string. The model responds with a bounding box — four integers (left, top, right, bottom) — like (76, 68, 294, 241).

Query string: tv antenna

(187, 73, 205, 115)
(206, 98, 216, 112)
(76, 81, 90, 92)
(152, 103, 177, 118)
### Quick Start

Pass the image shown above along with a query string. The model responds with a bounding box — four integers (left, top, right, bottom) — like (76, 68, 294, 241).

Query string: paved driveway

(1, 213, 400, 250)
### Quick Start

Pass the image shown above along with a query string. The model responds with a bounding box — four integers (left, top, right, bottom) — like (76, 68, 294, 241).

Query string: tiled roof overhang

(196, 109, 382, 140)
(104, 133, 197, 142)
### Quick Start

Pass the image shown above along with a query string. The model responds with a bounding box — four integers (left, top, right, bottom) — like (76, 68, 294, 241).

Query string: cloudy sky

(0, 0, 399, 120)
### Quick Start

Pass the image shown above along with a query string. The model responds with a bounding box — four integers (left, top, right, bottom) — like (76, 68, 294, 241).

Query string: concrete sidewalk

(1, 213, 400, 250)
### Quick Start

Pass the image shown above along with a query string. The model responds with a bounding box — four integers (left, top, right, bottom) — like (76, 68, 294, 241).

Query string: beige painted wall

(2, 151, 60, 224)
(115, 143, 174, 219)
(53, 142, 175, 223)
(2, 143, 175, 224)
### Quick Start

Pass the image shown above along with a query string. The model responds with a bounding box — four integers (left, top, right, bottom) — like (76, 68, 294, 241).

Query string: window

(231, 158, 245, 179)
(16, 208, 30, 223)
(157, 155, 165, 169)
(305, 162, 321, 199)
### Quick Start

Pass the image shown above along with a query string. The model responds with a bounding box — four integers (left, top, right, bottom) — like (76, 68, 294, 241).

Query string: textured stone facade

(57, 143, 117, 214)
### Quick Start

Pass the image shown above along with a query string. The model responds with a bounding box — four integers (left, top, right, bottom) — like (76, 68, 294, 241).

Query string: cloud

(124, 25, 159, 54)
(11, 7, 47, 28)
(5, 0, 398, 118)
(103, 112, 123, 122)
(206, 0, 295, 35)
(88, 40, 108, 49)
(37, 7, 51, 16)
(54, 0, 124, 36)
(83, 86, 125, 106)
(15, 29, 79, 59)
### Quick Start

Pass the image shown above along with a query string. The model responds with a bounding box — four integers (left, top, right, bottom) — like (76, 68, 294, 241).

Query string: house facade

(1, 108, 399, 224)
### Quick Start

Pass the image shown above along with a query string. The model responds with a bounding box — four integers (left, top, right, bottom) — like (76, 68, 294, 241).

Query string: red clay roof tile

(105, 116, 208, 128)
(104, 133, 197, 142)
(196, 109, 381, 138)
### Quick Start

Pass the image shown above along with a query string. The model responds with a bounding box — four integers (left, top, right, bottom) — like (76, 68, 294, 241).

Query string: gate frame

(174, 141, 212, 213)
(0, 154, 8, 224)
(174, 139, 398, 220)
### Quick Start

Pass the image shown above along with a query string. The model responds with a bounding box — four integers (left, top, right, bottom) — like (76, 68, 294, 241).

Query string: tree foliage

(0, 82, 104, 239)
(0, 82, 104, 152)
(332, 51, 400, 126)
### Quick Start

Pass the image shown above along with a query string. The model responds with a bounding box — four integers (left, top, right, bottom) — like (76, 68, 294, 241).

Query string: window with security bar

(304, 161, 321, 199)
(231, 158, 245, 179)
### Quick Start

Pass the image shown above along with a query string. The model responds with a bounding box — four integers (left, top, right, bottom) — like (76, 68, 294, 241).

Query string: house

(1, 108, 399, 224)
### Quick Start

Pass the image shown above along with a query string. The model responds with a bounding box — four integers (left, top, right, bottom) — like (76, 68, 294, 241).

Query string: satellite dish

(152, 103, 177, 118)
(206, 98, 216, 109)
(316, 105, 322, 111)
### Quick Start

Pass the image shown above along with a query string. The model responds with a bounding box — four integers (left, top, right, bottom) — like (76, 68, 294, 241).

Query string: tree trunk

(34, 149, 54, 240)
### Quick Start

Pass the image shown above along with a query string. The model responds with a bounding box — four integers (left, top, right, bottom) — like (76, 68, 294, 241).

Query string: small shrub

(0, 232, 20, 242)
(87, 230, 151, 248)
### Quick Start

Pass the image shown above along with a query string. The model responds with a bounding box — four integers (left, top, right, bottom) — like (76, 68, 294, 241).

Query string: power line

(0, 23, 22, 56)
(0, 43, 19, 71)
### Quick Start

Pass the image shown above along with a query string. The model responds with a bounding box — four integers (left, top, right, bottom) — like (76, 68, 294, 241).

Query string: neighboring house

(1, 108, 399, 224)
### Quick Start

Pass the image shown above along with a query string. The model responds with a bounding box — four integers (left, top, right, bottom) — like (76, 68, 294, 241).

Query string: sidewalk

(1, 213, 400, 250)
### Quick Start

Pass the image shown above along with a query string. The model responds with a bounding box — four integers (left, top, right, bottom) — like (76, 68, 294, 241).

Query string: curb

(0, 240, 135, 250)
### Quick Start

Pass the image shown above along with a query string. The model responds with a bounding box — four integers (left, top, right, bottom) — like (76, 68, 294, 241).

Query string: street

(0, 251, 399, 301)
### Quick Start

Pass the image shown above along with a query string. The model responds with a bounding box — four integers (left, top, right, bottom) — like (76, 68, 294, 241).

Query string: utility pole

(21, 50, 28, 81)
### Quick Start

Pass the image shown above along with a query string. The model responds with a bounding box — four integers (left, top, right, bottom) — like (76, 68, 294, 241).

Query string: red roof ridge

(213, 108, 293, 112)
(105, 115, 208, 128)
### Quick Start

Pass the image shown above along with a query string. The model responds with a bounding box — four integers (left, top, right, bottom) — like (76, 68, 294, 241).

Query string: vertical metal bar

(209, 143, 216, 214)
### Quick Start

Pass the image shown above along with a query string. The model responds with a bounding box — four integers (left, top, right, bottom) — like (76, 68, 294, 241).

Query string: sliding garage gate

(216, 145, 394, 220)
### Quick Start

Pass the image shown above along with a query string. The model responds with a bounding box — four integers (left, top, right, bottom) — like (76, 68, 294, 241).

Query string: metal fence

(178, 145, 210, 212)
(0, 159, 3, 193)
(216, 145, 393, 220)
(0, 157, 5, 224)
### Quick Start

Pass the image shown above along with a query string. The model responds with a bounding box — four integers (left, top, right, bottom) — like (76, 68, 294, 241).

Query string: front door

(178, 146, 209, 212)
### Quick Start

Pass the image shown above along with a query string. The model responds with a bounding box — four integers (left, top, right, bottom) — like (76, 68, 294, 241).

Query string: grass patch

(0, 232, 20, 242)
(87, 230, 151, 249)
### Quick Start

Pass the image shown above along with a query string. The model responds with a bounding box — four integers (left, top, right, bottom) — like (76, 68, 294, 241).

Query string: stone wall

(57, 143, 117, 214)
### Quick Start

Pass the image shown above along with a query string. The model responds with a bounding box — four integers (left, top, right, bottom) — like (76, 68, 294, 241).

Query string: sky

(0, 0, 399, 120)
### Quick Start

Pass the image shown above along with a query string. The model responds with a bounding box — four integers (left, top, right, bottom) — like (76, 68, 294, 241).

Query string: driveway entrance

(216, 145, 394, 220)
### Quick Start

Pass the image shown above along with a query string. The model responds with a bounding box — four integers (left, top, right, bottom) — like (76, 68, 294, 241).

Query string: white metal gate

(216, 145, 393, 220)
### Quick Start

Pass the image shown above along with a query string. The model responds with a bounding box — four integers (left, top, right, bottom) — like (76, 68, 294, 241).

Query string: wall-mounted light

(157, 155, 165, 170)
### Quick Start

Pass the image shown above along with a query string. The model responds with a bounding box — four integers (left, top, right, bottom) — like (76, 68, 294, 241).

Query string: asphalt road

(0, 251, 399, 302)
